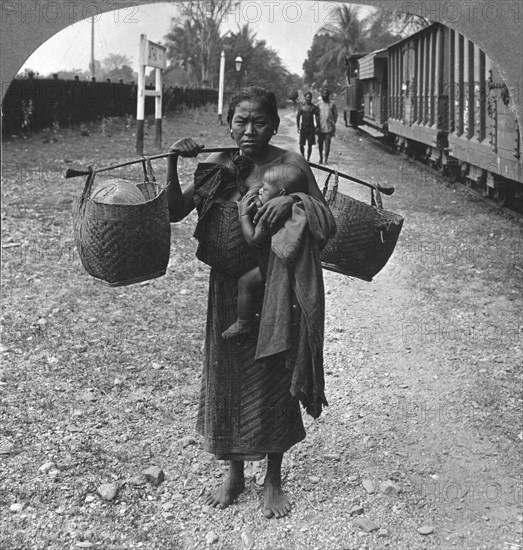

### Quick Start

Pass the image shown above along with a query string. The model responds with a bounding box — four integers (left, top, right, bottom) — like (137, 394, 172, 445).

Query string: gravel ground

(1, 107, 522, 550)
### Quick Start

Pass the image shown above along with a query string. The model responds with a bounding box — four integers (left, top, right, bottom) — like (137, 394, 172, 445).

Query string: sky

(19, 2, 367, 77)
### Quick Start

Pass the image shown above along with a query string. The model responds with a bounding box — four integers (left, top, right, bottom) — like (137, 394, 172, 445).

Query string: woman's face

(230, 100, 278, 158)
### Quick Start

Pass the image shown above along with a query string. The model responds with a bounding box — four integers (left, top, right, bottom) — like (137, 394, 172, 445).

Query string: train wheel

(444, 163, 459, 183)
(494, 187, 511, 206)
(482, 185, 493, 199)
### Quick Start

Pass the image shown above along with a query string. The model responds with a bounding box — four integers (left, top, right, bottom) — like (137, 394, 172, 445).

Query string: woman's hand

(253, 195, 294, 231)
(169, 137, 205, 157)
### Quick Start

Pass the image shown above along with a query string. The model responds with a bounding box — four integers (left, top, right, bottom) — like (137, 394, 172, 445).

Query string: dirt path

(274, 110, 523, 549)
(1, 109, 521, 550)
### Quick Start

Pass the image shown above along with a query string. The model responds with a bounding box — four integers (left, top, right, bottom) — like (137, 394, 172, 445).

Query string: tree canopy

(164, 10, 302, 103)
(303, 6, 429, 89)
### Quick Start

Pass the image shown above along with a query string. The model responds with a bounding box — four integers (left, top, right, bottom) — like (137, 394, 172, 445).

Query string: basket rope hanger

(64, 147, 395, 196)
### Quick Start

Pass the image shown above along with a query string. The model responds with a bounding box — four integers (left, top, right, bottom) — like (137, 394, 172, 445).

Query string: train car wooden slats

(449, 29, 455, 134)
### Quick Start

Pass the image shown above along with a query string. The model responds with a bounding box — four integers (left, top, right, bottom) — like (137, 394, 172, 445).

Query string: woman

(166, 87, 335, 519)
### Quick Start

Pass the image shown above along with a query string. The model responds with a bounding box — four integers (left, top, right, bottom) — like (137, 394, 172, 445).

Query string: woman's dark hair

(226, 86, 280, 127)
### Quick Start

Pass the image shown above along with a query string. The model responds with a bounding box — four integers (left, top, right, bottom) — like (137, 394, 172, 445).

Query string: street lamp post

(217, 51, 225, 125)
(235, 55, 243, 89)
(217, 53, 243, 125)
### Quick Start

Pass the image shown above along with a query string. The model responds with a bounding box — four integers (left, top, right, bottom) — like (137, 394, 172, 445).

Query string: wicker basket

(320, 171, 404, 281)
(72, 158, 171, 287)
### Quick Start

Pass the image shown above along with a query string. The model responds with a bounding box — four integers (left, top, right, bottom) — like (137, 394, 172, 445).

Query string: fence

(1, 77, 218, 136)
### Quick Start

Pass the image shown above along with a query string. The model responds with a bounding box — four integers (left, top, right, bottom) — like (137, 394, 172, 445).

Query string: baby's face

(258, 176, 284, 204)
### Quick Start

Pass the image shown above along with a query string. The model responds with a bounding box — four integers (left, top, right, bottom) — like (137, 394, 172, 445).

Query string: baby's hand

(239, 194, 257, 216)
(245, 188, 262, 209)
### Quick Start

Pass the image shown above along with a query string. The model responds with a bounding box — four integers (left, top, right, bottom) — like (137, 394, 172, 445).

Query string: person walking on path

(317, 87, 338, 164)
(165, 86, 336, 519)
(296, 91, 319, 161)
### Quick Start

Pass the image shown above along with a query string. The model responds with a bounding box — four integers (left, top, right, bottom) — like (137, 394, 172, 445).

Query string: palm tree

(164, 19, 198, 85)
(316, 6, 371, 75)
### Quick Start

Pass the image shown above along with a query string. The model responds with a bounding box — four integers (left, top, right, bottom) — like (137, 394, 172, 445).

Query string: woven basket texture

(320, 187, 404, 281)
(73, 173, 171, 287)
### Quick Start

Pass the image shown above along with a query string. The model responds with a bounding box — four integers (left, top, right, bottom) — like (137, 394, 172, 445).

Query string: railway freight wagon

(357, 49, 389, 137)
(352, 22, 522, 206)
(344, 53, 366, 128)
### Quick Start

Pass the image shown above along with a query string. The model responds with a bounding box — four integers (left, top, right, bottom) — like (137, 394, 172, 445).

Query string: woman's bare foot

(203, 460, 245, 509)
(262, 453, 290, 518)
(262, 483, 291, 518)
(221, 320, 255, 339)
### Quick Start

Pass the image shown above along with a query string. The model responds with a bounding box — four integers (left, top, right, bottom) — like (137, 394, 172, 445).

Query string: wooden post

(136, 34, 146, 156)
(155, 67, 162, 148)
(137, 34, 166, 154)
(217, 50, 225, 125)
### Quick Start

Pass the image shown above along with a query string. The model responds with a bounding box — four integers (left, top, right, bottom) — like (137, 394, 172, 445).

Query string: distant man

(296, 92, 319, 161)
(317, 87, 338, 164)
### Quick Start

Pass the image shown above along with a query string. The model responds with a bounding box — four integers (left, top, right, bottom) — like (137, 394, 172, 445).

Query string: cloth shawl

(255, 193, 337, 419)
(192, 152, 253, 241)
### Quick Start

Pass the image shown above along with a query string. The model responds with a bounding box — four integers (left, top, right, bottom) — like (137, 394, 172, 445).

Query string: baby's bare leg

(222, 267, 264, 339)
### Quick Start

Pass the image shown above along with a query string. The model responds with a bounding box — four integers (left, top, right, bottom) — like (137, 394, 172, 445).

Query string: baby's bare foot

(222, 320, 255, 339)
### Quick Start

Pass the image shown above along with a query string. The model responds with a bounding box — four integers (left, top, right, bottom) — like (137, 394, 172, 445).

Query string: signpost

(136, 34, 166, 155)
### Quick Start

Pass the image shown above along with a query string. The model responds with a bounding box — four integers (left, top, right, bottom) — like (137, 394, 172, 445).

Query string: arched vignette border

(1, 0, 522, 126)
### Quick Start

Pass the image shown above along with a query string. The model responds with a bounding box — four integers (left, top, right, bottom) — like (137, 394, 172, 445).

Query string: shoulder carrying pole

(64, 148, 395, 195)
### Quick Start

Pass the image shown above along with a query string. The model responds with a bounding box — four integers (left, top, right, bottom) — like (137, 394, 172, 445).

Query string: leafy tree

(316, 5, 371, 78)
(303, 6, 430, 88)
(102, 54, 132, 73)
(105, 65, 136, 83)
(165, 0, 236, 86)
(386, 9, 430, 35)
(302, 33, 337, 87)
(164, 19, 199, 86)
(221, 25, 291, 101)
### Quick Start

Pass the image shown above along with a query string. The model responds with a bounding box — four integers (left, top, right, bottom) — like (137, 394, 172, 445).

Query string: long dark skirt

(196, 267, 306, 460)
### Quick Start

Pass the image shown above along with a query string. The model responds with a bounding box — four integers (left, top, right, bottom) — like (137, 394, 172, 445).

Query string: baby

(222, 164, 309, 339)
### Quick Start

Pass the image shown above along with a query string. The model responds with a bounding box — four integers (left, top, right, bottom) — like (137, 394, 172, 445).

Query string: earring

(273, 130, 278, 135)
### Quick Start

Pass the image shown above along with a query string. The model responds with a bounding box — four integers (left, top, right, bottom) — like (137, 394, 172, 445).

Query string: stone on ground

(353, 517, 380, 533)
(349, 504, 364, 516)
(206, 531, 219, 544)
(97, 483, 118, 501)
(362, 479, 375, 494)
(143, 466, 165, 485)
(380, 480, 401, 495)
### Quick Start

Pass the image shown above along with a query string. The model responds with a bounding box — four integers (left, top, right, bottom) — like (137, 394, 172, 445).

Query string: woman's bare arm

(166, 137, 204, 222)
(166, 154, 195, 222)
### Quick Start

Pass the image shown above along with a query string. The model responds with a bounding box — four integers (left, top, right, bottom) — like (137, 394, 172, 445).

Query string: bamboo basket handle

(322, 171, 333, 197)
(322, 169, 340, 199)
(142, 157, 157, 183)
(371, 186, 384, 209)
(79, 167, 95, 209)
(308, 161, 395, 196)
